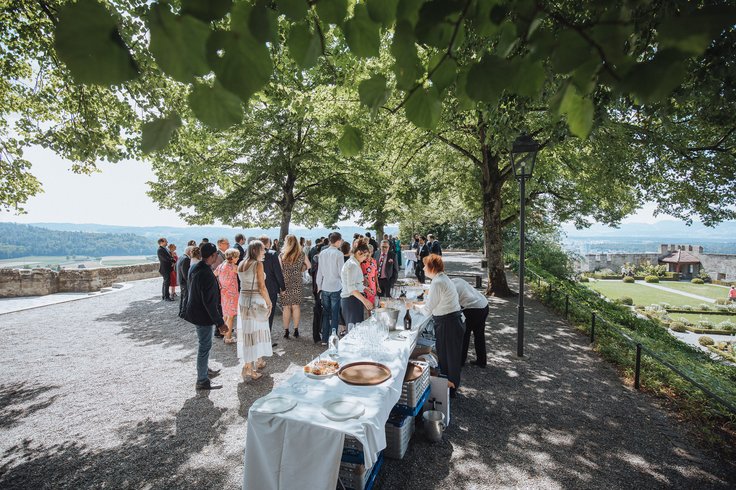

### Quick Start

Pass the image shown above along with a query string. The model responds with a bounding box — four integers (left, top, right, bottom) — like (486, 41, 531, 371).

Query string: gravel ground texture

(0, 252, 734, 489)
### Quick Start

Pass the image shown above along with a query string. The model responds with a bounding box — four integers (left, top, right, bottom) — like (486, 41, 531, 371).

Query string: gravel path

(0, 252, 733, 489)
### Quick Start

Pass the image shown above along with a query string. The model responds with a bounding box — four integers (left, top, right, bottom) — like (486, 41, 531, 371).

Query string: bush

(578, 276, 589, 283)
(717, 321, 736, 332)
(644, 275, 659, 283)
(618, 296, 633, 305)
(659, 302, 671, 309)
(698, 303, 713, 311)
(714, 298, 728, 305)
(622, 276, 635, 283)
(691, 278, 704, 284)
(679, 304, 693, 311)
(670, 322, 687, 332)
(697, 320, 715, 330)
(698, 336, 715, 346)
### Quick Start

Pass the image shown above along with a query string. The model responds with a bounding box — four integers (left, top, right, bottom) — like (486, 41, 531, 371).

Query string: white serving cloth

(243, 308, 430, 490)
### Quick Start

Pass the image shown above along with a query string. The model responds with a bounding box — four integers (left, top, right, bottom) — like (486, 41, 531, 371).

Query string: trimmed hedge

(691, 278, 705, 284)
(670, 322, 687, 333)
(645, 275, 660, 283)
(699, 336, 715, 346)
(623, 276, 635, 283)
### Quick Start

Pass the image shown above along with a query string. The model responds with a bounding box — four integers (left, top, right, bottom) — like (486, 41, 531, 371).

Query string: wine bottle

(403, 308, 412, 330)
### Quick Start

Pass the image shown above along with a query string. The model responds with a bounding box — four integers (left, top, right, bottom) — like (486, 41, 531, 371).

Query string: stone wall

(700, 254, 736, 281)
(0, 263, 159, 298)
(575, 253, 661, 274)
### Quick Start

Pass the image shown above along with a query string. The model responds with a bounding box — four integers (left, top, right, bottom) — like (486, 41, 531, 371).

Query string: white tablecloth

(243, 308, 430, 490)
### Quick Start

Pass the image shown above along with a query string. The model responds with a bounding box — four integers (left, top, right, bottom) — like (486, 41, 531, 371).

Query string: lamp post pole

(517, 176, 526, 357)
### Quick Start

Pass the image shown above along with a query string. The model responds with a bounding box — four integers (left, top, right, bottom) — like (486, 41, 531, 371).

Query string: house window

(689, 264, 693, 274)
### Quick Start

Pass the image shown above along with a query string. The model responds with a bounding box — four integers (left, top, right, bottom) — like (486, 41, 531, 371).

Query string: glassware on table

(328, 328, 339, 357)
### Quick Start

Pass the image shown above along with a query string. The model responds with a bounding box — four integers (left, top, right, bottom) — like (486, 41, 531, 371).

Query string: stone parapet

(0, 263, 159, 298)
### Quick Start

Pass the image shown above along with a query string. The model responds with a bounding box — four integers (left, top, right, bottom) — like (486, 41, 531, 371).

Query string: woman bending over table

(413, 254, 465, 398)
(341, 242, 374, 326)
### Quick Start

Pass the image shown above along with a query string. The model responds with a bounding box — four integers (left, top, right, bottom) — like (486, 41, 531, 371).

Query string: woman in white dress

(237, 240, 273, 380)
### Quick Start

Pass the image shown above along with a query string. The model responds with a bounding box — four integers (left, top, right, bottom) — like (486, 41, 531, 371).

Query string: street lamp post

(510, 133, 540, 357)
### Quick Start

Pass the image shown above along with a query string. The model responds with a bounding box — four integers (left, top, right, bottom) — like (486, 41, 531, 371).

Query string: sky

(1, 146, 674, 228)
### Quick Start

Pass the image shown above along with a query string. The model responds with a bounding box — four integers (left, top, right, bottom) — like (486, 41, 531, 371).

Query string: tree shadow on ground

(0, 392, 228, 489)
(0, 382, 59, 429)
(95, 297, 242, 368)
(381, 294, 736, 489)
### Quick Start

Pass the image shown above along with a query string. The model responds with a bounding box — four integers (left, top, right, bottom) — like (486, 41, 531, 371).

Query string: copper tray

(338, 362, 392, 386)
(404, 362, 423, 382)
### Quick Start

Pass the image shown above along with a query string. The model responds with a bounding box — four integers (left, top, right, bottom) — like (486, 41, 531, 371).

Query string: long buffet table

(243, 306, 431, 490)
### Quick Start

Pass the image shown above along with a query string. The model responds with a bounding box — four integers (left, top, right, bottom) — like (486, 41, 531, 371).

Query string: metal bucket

(422, 410, 446, 442)
(375, 307, 400, 330)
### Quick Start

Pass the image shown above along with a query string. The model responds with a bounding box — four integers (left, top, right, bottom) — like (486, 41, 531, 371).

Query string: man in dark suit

(234, 233, 246, 264)
(428, 234, 442, 255)
(259, 236, 285, 345)
(157, 237, 174, 301)
(366, 232, 378, 253)
(374, 240, 399, 297)
(184, 242, 227, 390)
(176, 247, 192, 318)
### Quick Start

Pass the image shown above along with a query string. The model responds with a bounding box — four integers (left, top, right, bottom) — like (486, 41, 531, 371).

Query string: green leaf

(430, 55, 457, 93)
(455, 70, 475, 111)
(465, 54, 509, 105)
(359, 74, 391, 112)
(148, 4, 210, 83)
(415, 0, 457, 48)
(277, 0, 308, 21)
(367, 0, 398, 26)
(249, 0, 279, 43)
(391, 20, 423, 90)
(338, 125, 363, 157)
(316, 0, 348, 25)
(181, 0, 233, 22)
(396, 0, 423, 26)
(559, 84, 594, 138)
(551, 30, 592, 74)
(54, 0, 138, 85)
(496, 21, 518, 57)
(288, 23, 322, 69)
(207, 30, 273, 102)
(142, 114, 182, 154)
(189, 82, 243, 130)
(344, 4, 380, 58)
(405, 87, 442, 129)
(617, 49, 688, 103)
(510, 58, 545, 98)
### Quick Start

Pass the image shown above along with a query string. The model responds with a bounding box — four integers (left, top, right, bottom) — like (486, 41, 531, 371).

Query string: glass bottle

(328, 328, 339, 357)
(403, 308, 412, 330)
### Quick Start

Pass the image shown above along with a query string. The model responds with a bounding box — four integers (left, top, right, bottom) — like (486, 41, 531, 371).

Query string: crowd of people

(157, 231, 488, 395)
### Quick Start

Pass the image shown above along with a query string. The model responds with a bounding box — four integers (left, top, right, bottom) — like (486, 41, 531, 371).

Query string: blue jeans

(321, 290, 341, 342)
(195, 325, 213, 384)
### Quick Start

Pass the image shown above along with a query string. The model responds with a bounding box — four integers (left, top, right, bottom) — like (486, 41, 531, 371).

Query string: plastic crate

(342, 435, 364, 464)
(384, 413, 414, 459)
(338, 453, 383, 490)
(393, 385, 431, 416)
(398, 360, 430, 408)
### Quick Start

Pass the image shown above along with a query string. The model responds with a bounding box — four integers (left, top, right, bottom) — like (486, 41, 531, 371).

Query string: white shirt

(419, 272, 461, 317)
(452, 278, 489, 310)
(341, 256, 365, 299)
(316, 246, 343, 293)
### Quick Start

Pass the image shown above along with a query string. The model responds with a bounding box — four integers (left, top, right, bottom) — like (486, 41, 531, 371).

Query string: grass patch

(585, 280, 700, 307)
(670, 312, 736, 325)
(657, 282, 732, 301)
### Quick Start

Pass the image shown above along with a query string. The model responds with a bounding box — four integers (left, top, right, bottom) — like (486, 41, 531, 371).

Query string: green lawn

(654, 281, 731, 301)
(585, 280, 701, 307)
(669, 312, 736, 325)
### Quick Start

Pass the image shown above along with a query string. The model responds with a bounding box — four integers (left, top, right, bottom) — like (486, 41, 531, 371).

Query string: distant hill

(0, 223, 152, 259)
(562, 220, 736, 239)
(29, 223, 399, 247)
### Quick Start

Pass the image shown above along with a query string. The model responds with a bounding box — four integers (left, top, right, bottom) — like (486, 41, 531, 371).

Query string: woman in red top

(361, 242, 378, 306)
(216, 248, 240, 344)
(729, 285, 736, 302)
(168, 243, 178, 299)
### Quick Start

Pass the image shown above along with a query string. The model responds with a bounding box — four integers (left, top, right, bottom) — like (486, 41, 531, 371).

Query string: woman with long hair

(215, 248, 240, 344)
(279, 234, 311, 338)
(361, 242, 378, 305)
(341, 242, 374, 325)
(237, 240, 273, 380)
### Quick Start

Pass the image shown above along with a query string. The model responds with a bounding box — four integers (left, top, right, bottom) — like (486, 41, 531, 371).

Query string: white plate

(256, 395, 297, 414)
(390, 332, 410, 341)
(321, 398, 365, 421)
(304, 370, 335, 380)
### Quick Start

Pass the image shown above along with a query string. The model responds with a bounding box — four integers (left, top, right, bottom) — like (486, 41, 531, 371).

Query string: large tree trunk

(279, 173, 296, 242)
(279, 207, 292, 242)
(374, 220, 385, 240)
(480, 147, 513, 297)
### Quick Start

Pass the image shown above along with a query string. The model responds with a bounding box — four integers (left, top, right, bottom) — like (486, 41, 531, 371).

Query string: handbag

(242, 263, 270, 321)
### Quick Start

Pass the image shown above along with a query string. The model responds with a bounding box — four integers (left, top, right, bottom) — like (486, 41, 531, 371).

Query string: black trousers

(178, 283, 188, 318)
(341, 296, 364, 326)
(461, 305, 489, 367)
(434, 311, 465, 389)
(377, 278, 393, 297)
(160, 271, 171, 299)
(415, 264, 425, 283)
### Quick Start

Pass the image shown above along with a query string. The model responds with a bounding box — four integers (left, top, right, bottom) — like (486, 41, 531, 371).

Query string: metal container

(422, 410, 446, 442)
(375, 307, 400, 330)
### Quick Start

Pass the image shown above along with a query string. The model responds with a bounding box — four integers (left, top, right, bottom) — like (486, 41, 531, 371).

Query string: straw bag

(242, 264, 269, 321)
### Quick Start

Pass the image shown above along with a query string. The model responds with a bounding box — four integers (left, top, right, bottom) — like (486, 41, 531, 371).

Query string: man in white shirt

(452, 278, 490, 368)
(315, 232, 344, 345)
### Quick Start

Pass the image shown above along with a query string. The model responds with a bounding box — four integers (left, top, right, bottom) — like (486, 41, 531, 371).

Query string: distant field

(655, 281, 730, 301)
(0, 255, 155, 269)
(586, 280, 699, 306)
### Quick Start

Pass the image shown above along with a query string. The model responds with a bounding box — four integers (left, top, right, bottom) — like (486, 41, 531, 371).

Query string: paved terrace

(0, 252, 733, 489)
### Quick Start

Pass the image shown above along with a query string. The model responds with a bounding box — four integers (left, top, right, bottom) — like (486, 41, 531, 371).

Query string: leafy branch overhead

(52, 0, 736, 151)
